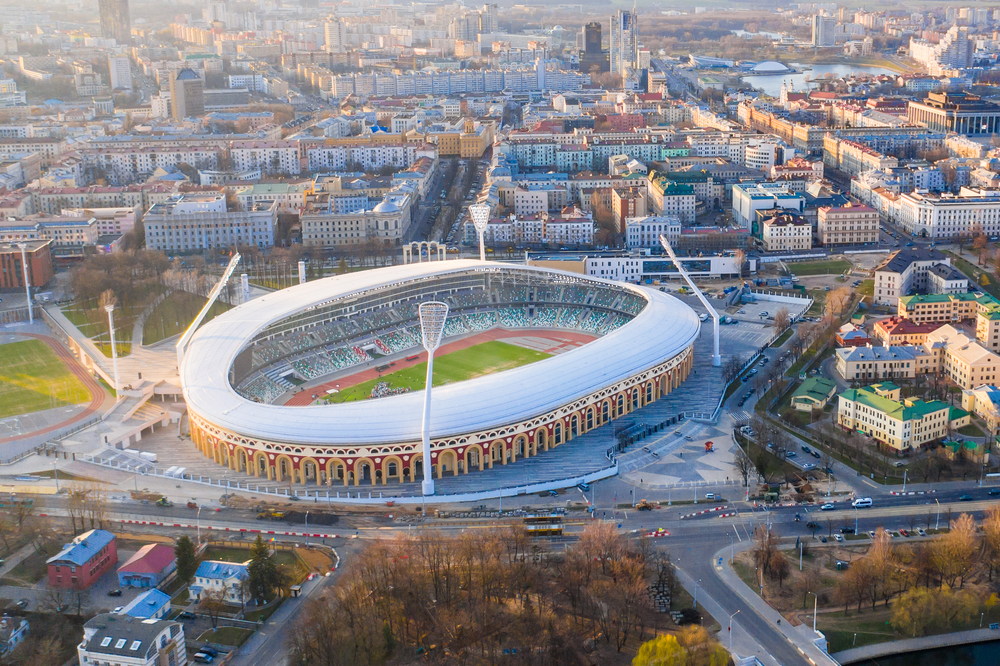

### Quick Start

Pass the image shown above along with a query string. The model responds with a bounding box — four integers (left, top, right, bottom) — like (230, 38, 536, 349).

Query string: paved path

(833, 626, 1000, 664)
(0, 331, 111, 448)
(708, 539, 837, 666)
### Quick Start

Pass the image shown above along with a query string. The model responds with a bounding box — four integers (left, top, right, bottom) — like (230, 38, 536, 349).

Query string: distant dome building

(373, 200, 400, 214)
(750, 61, 791, 73)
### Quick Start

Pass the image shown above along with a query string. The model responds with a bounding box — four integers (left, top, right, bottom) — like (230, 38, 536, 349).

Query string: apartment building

(78, 614, 187, 666)
(144, 194, 277, 252)
(835, 345, 934, 382)
(837, 383, 955, 453)
(625, 215, 681, 249)
(873, 317, 944, 346)
(873, 247, 950, 306)
(817, 203, 879, 246)
(230, 141, 301, 175)
(761, 213, 812, 252)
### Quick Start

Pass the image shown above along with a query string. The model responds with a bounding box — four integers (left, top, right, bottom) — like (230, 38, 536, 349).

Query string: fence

(82, 452, 619, 505)
(0, 305, 41, 325)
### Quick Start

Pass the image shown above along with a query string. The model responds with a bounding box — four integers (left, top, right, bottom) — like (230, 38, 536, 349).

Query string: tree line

(288, 523, 726, 666)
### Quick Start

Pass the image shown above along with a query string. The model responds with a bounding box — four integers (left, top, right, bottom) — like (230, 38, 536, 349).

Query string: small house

(117, 544, 176, 589)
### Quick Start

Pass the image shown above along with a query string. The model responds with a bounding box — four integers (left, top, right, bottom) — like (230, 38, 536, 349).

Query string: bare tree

(772, 307, 790, 333)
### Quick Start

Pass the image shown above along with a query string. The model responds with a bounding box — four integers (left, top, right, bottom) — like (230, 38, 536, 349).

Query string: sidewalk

(833, 626, 1000, 663)
(715, 540, 838, 666)
(673, 565, 786, 666)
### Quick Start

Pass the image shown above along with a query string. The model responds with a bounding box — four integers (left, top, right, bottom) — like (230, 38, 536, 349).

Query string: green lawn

(958, 422, 986, 437)
(143, 291, 231, 345)
(788, 259, 853, 276)
(0, 340, 92, 418)
(197, 626, 254, 646)
(857, 280, 874, 298)
(773, 328, 793, 347)
(325, 341, 551, 404)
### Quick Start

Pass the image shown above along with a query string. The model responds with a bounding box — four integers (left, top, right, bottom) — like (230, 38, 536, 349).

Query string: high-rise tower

(99, 0, 132, 44)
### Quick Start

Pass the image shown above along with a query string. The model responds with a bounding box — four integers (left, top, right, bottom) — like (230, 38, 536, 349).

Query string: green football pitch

(325, 340, 551, 404)
(0, 340, 93, 418)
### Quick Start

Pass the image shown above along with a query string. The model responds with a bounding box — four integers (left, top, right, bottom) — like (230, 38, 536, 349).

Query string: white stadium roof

(181, 260, 699, 446)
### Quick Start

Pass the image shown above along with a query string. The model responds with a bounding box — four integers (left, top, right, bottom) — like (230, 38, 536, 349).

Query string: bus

(522, 512, 564, 537)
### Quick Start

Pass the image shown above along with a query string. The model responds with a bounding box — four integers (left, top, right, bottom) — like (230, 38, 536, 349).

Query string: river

(741, 63, 898, 97)
(846, 639, 1000, 666)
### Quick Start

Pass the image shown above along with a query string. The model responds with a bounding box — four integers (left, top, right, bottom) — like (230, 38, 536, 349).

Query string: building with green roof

(837, 384, 964, 452)
(791, 377, 837, 412)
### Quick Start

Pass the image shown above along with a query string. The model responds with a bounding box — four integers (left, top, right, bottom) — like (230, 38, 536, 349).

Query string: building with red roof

(117, 543, 177, 589)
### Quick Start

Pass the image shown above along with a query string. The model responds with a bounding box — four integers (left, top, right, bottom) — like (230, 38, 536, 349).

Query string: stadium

(180, 260, 700, 489)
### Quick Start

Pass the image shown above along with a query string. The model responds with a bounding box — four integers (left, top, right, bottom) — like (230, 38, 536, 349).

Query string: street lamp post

(729, 533, 734, 563)
(807, 591, 818, 633)
(53, 461, 59, 492)
(418, 301, 449, 496)
(854, 506, 858, 535)
(729, 610, 741, 652)
(105, 304, 120, 401)
(935, 498, 941, 530)
(16, 243, 32, 324)
(197, 506, 203, 545)
(469, 204, 491, 262)
(305, 511, 310, 547)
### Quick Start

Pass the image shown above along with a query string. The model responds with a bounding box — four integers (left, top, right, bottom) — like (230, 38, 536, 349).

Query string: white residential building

(78, 614, 187, 666)
(873, 247, 951, 306)
(625, 215, 681, 249)
(144, 194, 277, 252)
(108, 56, 132, 91)
(230, 141, 301, 175)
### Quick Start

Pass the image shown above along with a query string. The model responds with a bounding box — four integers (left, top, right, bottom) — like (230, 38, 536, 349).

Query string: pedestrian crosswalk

(729, 410, 753, 424)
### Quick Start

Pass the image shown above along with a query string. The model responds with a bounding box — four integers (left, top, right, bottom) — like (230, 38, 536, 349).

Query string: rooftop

(840, 385, 949, 420)
(47, 529, 115, 566)
(82, 613, 178, 658)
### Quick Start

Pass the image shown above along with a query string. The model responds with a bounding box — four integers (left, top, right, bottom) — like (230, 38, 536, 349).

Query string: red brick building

(0, 239, 53, 291)
(47, 530, 118, 590)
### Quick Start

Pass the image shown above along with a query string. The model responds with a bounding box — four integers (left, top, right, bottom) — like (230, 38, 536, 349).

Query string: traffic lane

(673, 535, 811, 666)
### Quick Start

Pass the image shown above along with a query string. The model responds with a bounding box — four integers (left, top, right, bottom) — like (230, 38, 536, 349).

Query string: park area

(0, 340, 91, 418)
(325, 340, 551, 403)
(732, 511, 1000, 655)
(142, 291, 230, 345)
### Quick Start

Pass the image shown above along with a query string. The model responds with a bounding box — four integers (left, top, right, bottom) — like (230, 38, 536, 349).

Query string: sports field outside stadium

(324, 340, 551, 404)
(0, 339, 92, 418)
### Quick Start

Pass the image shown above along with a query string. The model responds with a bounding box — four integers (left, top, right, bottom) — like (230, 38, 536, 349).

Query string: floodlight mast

(418, 301, 449, 496)
(469, 204, 491, 261)
(658, 235, 721, 367)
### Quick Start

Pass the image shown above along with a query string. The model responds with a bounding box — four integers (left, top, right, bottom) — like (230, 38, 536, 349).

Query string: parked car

(834, 534, 844, 542)
(819, 536, 828, 543)
(802, 463, 816, 470)
(840, 526, 855, 534)
(917, 528, 927, 536)
(868, 531, 876, 539)
(193, 653, 214, 664)
(577, 482, 590, 492)
(199, 648, 218, 658)
(107, 589, 122, 597)
(178, 611, 196, 620)
(15, 600, 27, 609)
(113, 606, 124, 614)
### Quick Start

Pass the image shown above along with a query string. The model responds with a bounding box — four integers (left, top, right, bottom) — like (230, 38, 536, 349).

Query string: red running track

(281, 329, 597, 406)
(0, 333, 109, 444)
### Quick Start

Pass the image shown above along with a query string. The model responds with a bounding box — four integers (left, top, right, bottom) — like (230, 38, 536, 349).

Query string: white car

(834, 534, 844, 542)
